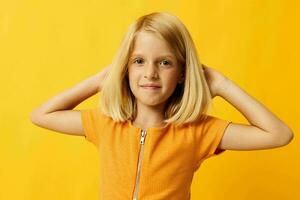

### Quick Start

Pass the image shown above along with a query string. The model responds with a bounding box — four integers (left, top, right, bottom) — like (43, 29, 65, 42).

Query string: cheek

(128, 72, 139, 91)
(165, 72, 180, 86)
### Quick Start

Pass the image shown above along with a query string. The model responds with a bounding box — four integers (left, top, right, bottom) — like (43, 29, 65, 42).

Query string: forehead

(130, 31, 175, 58)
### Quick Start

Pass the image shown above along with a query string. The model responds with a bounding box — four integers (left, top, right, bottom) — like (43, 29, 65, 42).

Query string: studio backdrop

(0, 0, 299, 200)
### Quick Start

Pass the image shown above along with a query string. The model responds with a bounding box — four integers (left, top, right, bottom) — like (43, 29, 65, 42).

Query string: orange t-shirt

(81, 108, 231, 200)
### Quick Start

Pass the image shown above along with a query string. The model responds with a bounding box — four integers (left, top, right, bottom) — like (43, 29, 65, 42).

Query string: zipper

(132, 129, 147, 200)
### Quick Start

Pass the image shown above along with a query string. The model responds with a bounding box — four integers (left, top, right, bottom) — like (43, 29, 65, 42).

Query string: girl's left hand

(202, 64, 229, 98)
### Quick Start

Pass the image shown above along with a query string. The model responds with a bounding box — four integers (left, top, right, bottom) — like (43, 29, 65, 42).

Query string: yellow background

(1, 0, 299, 199)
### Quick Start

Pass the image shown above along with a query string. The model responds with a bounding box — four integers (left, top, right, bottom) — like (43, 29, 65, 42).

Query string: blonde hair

(100, 11, 212, 126)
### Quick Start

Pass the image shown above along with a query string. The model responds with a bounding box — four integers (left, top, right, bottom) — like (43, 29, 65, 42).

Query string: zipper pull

(140, 130, 147, 145)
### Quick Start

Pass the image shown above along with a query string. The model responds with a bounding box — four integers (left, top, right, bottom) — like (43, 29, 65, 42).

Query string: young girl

(30, 12, 294, 200)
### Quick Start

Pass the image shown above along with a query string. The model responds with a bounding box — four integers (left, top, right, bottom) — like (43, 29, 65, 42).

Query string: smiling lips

(141, 84, 161, 87)
(141, 86, 161, 90)
(141, 84, 161, 88)
(140, 84, 161, 89)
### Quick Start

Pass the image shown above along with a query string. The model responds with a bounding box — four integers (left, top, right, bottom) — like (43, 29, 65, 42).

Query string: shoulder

(190, 114, 231, 137)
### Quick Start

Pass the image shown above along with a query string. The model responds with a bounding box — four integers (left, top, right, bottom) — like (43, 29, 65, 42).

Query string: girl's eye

(160, 60, 171, 66)
(133, 59, 144, 64)
(133, 59, 171, 66)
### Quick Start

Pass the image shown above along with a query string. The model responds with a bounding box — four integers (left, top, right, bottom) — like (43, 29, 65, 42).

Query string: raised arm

(29, 65, 110, 136)
(202, 65, 294, 151)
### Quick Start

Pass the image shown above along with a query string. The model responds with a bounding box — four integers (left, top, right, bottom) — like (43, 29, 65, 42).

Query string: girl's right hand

(96, 64, 111, 92)
(202, 64, 228, 98)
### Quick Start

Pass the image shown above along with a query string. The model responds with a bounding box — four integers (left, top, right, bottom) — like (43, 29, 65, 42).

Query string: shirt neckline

(128, 119, 171, 132)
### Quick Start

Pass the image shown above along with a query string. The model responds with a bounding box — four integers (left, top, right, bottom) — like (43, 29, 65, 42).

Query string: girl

(30, 12, 294, 200)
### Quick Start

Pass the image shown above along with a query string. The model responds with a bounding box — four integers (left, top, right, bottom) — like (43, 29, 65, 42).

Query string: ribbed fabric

(81, 108, 231, 200)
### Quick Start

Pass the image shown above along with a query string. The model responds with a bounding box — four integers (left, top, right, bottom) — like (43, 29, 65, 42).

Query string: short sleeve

(80, 108, 103, 147)
(196, 115, 232, 160)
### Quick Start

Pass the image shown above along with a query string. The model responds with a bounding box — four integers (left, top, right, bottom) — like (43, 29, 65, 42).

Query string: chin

(137, 98, 165, 107)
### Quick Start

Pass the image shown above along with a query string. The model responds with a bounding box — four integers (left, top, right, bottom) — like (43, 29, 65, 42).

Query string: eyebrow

(130, 53, 175, 59)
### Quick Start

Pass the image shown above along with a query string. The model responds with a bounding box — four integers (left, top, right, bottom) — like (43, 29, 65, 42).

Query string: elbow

(283, 126, 294, 144)
(285, 129, 294, 145)
(29, 110, 43, 125)
(29, 111, 38, 125)
(275, 126, 294, 147)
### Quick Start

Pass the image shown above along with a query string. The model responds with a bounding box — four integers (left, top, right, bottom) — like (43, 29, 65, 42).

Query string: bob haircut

(100, 11, 213, 126)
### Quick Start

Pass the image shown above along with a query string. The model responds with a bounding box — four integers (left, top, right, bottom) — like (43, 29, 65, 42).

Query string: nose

(144, 62, 158, 79)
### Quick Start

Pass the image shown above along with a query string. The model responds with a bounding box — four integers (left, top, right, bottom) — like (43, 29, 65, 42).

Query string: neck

(132, 101, 167, 129)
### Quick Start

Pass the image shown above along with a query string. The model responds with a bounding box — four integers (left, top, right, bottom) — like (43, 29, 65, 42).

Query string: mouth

(141, 86, 161, 90)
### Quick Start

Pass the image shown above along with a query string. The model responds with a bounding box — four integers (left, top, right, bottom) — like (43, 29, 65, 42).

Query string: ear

(177, 64, 186, 84)
(178, 73, 185, 84)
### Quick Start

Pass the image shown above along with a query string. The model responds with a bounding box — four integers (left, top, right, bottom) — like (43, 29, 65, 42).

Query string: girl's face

(127, 31, 184, 108)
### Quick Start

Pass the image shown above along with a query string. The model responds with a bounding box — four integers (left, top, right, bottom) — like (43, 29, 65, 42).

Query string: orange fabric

(81, 108, 231, 200)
